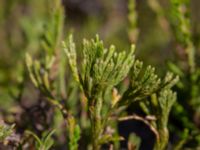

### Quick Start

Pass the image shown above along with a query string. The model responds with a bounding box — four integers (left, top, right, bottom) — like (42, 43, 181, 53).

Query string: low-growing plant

(146, 0, 200, 148)
(26, 32, 178, 149)
(26, 130, 55, 150)
(0, 123, 14, 143)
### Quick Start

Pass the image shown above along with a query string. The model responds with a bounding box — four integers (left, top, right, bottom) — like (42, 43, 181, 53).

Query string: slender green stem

(89, 92, 103, 150)
(154, 127, 169, 150)
(187, 42, 195, 74)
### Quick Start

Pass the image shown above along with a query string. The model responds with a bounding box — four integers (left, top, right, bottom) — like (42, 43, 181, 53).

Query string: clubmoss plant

(146, 0, 200, 148)
(26, 130, 55, 150)
(24, 0, 178, 149)
(63, 34, 178, 150)
(128, 0, 139, 43)
(25, 0, 81, 149)
(63, 35, 135, 150)
(169, 0, 195, 74)
(119, 60, 178, 150)
(0, 123, 14, 144)
(26, 30, 179, 149)
(167, 0, 200, 148)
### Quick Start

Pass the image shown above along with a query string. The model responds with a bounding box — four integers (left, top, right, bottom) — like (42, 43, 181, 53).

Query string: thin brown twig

(118, 114, 159, 140)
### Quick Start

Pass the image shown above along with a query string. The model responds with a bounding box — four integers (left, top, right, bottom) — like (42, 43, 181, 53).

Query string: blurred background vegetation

(0, 0, 164, 106)
(1, 0, 200, 149)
